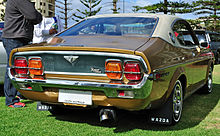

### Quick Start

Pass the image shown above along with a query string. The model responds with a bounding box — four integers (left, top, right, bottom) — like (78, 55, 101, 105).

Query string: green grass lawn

(0, 66, 220, 136)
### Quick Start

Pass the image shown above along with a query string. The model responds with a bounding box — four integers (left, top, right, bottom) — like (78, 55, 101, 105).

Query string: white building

(0, 0, 55, 21)
(32, 0, 55, 17)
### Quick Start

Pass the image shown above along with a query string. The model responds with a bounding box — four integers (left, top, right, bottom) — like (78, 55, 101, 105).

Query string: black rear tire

(171, 80, 183, 124)
(199, 67, 213, 94)
(148, 80, 183, 125)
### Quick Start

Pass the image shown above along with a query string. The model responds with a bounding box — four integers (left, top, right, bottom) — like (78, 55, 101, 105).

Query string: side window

(209, 34, 220, 42)
(120, 23, 154, 35)
(103, 24, 121, 35)
(172, 20, 196, 47)
(103, 24, 117, 33)
(79, 24, 100, 35)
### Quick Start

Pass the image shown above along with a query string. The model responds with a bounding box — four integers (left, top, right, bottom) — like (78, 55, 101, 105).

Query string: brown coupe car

(8, 14, 214, 125)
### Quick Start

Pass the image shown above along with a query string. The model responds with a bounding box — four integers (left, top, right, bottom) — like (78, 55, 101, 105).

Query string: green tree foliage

(193, 0, 220, 32)
(133, 0, 193, 15)
(187, 19, 204, 30)
(73, 0, 102, 22)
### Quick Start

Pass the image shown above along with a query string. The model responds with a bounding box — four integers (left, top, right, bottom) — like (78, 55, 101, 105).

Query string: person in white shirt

(33, 16, 64, 43)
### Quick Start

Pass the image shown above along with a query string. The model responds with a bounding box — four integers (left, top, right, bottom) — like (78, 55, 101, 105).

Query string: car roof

(86, 13, 182, 45)
(87, 13, 178, 19)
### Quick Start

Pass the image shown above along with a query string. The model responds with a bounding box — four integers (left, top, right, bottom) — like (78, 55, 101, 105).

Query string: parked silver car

(183, 30, 220, 64)
(0, 22, 6, 84)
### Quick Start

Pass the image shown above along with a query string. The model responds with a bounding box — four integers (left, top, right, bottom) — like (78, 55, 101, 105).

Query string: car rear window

(58, 17, 158, 37)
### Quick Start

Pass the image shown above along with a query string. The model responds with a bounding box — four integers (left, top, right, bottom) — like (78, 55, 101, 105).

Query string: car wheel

(172, 80, 183, 124)
(200, 67, 213, 94)
(148, 80, 183, 125)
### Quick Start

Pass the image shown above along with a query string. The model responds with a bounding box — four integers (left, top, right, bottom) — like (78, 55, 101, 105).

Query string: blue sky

(61, 0, 200, 26)
(69, 0, 199, 19)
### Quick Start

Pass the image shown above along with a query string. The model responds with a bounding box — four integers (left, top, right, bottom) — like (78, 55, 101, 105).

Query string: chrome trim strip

(15, 51, 139, 58)
(8, 68, 149, 89)
(118, 95, 134, 99)
(152, 58, 211, 72)
(105, 71, 122, 73)
(14, 51, 148, 72)
(29, 68, 42, 70)
(124, 72, 142, 74)
(11, 66, 28, 69)
(44, 71, 107, 77)
(11, 66, 42, 70)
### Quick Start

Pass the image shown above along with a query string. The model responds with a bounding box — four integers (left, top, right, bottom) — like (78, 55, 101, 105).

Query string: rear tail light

(105, 59, 143, 82)
(14, 57, 28, 77)
(12, 56, 44, 79)
(28, 57, 43, 75)
(105, 60, 122, 80)
(124, 61, 142, 81)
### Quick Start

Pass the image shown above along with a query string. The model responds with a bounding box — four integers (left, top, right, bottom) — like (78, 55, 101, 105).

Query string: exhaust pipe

(99, 108, 117, 123)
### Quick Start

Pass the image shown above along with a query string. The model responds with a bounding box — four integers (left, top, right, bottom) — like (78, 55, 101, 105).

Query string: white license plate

(58, 89, 92, 105)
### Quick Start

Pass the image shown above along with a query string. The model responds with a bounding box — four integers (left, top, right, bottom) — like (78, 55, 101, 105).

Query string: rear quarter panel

(136, 38, 211, 108)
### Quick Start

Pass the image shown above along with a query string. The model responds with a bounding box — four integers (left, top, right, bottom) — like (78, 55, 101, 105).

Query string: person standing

(33, 16, 64, 43)
(2, 0, 42, 107)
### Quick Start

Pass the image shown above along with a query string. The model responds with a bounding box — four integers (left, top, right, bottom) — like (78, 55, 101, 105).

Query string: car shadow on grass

(51, 83, 220, 132)
(0, 84, 4, 96)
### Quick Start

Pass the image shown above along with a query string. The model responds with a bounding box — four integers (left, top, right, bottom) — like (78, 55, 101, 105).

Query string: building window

(49, 4, 53, 10)
(49, 11, 53, 17)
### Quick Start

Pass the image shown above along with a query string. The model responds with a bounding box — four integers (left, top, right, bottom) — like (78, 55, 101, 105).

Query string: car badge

(91, 67, 102, 74)
(64, 56, 79, 64)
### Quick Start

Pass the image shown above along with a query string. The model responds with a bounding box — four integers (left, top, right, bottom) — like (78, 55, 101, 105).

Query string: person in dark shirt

(2, 0, 42, 108)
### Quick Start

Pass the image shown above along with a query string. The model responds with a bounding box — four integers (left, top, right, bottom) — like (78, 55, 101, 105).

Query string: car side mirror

(200, 42, 208, 48)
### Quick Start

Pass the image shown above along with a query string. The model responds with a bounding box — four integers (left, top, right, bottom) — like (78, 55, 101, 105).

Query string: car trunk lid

(51, 35, 150, 51)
